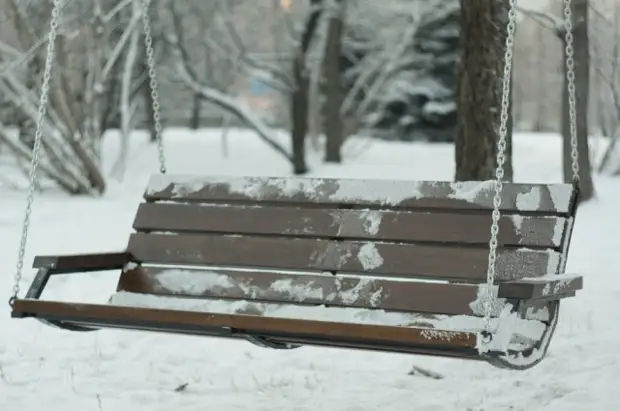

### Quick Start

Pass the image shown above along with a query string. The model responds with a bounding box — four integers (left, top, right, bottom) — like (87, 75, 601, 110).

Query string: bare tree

(0, 0, 145, 194)
(322, 0, 345, 163)
(592, 1, 620, 174)
(111, 0, 142, 179)
(518, 1, 594, 201)
(167, 0, 292, 163)
(455, 0, 513, 181)
(180, 0, 244, 130)
(290, 0, 324, 174)
(341, 2, 425, 123)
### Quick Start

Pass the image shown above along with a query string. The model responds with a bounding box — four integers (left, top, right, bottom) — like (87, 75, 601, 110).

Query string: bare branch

(167, 2, 292, 162)
(100, 12, 141, 81)
(111, 0, 141, 179)
(217, 12, 294, 91)
(0, 123, 80, 192)
(516, 5, 565, 35)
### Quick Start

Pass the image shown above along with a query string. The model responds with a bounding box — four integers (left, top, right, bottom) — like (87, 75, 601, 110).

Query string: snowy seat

(11, 175, 583, 370)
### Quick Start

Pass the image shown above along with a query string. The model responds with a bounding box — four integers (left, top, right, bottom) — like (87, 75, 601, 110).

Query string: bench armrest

(33, 252, 135, 273)
(11, 252, 138, 305)
(498, 273, 583, 300)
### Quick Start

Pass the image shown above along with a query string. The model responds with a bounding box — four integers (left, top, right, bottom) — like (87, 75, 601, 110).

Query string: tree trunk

(291, 65, 311, 174)
(290, 0, 323, 174)
(533, 25, 547, 132)
(455, 0, 513, 181)
(562, 0, 594, 201)
(323, 0, 345, 163)
(190, 46, 214, 130)
(190, 94, 201, 130)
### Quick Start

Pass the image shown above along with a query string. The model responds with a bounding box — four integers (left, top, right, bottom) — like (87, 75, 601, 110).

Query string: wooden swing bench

(11, 175, 583, 370)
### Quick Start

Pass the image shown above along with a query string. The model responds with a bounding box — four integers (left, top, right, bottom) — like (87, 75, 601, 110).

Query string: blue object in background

(250, 77, 270, 95)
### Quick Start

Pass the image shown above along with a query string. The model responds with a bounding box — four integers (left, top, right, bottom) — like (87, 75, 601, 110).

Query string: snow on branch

(0, 0, 143, 194)
(167, 1, 292, 162)
(516, 6, 566, 36)
(217, 11, 294, 92)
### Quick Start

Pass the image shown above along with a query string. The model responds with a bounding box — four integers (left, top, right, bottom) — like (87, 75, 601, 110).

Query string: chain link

(10, 0, 64, 305)
(141, 0, 166, 174)
(563, 0, 580, 183)
(482, 0, 517, 336)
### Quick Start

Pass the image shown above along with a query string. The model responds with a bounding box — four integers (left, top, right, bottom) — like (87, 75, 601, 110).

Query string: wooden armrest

(15, 253, 135, 302)
(498, 274, 583, 300)
(33, 252, 135, 272)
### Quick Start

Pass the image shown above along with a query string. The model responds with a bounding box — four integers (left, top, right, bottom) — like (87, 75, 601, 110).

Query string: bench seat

(11, 175, 583, 370)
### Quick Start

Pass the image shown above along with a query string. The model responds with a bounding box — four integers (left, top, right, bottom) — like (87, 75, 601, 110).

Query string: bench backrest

(118, 175, 578, 316)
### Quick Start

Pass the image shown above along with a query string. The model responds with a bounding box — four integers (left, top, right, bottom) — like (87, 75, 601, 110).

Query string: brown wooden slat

(126, 233, 560, 281)
(107, 291, 478, 333)
(498, 274, 583, 299)
(133, 203, 566, 248)
(144, 175, 576, 213)
(117, 267, 483, 315)
(11, 299, 478, 349)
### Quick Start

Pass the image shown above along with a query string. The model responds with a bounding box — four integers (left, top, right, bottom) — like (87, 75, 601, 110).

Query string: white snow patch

(516, 186, 542, 211)
(448, 180, 495, 202)
(153, 270, 339, 303)
(264, 177, 324, 199)
(476, 305, 522, 353)
(368, 287, 384, 307)
(552, 217, 566, 247)
(357, 243, 384, 270)
(154, 269, 235, 295)
(469, 284, 506, 316)
(123, 262, 139, 272)
(547, 184, 574, 213)
(359, 210, 383, 235)
(327, 180, 422, 204)
(337, 277, 375, 304)
(269, 279, 325, 301)
(510, 215, 524, 238)
(420, 330, 458, 341)
(546, 250, 561, 274)
(146, 174, 209, 196)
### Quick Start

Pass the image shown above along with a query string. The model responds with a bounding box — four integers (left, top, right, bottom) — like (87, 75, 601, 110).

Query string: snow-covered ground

(1, 129, 617, 411)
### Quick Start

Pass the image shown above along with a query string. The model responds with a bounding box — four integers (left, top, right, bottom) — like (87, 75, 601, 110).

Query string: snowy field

(1, 129, 617, 411)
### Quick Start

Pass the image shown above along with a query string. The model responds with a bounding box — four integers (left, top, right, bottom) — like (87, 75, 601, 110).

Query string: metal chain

(140, 0, 166, 174)
(482, 0, 518, 336)
(563, 0, 580, 183)
(9, 0, 64, 305)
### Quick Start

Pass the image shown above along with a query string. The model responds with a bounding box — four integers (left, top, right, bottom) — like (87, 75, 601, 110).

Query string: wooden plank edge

(11, 299, 478, 349)
(144, 174, 575, 213)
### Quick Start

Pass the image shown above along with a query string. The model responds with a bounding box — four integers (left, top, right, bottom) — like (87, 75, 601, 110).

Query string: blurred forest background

(0, 0, 617, 195)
